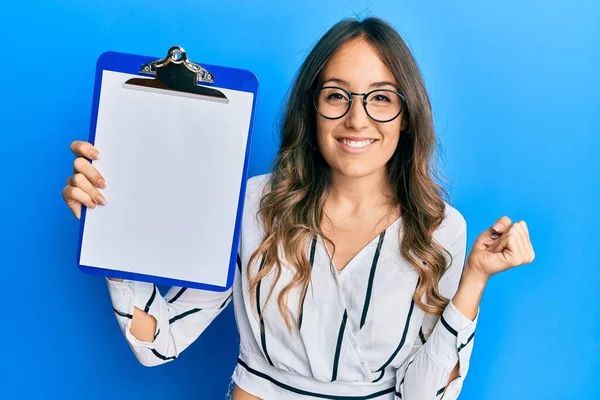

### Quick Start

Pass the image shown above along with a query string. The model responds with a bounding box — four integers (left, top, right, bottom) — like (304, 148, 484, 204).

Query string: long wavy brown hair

(248, 17, 454, 330)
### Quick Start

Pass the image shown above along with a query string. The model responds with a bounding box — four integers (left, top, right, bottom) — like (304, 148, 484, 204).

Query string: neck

(327, 168, 395, 215)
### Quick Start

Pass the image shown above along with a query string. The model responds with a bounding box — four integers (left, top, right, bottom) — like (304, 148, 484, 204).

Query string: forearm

(107, 277, 234, 367)
(130, 307, 158, 342)
(441, 265, 487, 393)
(451, 265, 488, 321)
(398, 300, 479, 399)
(109, 277, 158, 342)
(446, 363, 459, 389)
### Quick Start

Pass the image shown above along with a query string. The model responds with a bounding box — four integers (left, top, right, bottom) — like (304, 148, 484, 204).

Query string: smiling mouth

(336, 138, 378, 148)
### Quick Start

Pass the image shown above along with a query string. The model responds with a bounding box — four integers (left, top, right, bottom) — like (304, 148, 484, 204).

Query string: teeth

(340, 138, 374, 148)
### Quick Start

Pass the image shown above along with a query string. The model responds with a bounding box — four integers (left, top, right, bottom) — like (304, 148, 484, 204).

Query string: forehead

(321, 37, 397, 87)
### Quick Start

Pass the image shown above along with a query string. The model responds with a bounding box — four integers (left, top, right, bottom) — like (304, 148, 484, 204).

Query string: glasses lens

(315, 87, 350, 119)
(365, 90, 403, 122)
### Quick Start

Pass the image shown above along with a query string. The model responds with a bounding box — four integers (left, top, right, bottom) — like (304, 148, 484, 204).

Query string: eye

(372, 94, 391, 103)
(327, 92, 346, 101)
(324, 91, 349, 104)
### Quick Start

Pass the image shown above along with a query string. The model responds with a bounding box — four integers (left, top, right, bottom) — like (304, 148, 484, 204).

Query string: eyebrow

(321, 78, 398, 90)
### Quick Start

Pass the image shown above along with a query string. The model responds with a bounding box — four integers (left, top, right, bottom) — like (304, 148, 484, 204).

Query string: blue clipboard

(77, 46, 258, 292)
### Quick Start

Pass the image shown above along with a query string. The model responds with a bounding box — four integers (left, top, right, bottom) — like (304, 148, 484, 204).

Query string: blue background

(1, 1, 598, 399)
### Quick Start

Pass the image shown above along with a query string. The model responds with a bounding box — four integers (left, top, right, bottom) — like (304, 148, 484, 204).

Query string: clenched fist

(466, 216, 535, 280)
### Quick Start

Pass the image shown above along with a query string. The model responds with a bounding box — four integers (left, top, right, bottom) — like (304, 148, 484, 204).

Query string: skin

(316, 38, 404, 270)
(63, 37, 534, 400)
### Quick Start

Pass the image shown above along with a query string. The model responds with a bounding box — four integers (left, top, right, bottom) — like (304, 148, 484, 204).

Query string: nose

(344, 96, 370, 131)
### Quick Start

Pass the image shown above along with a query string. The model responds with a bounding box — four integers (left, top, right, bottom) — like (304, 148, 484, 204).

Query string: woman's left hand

(466, 216, 535, 281)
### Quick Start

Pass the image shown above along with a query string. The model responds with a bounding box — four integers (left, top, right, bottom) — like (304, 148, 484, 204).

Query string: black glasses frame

(310, 86, 406, 123)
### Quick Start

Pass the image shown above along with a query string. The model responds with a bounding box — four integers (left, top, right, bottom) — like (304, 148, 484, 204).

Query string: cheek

(380, 126, 401, 156)
(371, 121, 401, 163)
(315, 119, 337, 154)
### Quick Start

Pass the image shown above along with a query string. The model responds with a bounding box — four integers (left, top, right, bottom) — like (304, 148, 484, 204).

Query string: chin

(330, 163, 384, 179)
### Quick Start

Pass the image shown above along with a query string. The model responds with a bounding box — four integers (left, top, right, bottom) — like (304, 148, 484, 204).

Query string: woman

(62, 17, 534, 399)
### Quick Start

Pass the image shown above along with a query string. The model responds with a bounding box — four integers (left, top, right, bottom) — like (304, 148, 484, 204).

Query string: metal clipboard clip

(123, 46, 228, 103)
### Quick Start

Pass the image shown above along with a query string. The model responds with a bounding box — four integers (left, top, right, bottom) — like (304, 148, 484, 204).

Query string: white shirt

(107, 173, 478, 399)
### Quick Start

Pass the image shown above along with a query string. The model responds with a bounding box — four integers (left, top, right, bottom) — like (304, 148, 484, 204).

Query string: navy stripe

(373, 369, 385, 383)
(151, 348, 176, 361)
(458, 332, 475, 352)
(436, 386, 446, 396)
(373, 279, 419, 383)
(256, 257, 274, 366)
(395, 358, 414, 396)
(418, 327, 426, 344)
(331, 310, 348, 382)
(237, 253, 242, 273)
(394, 358, 418, 398)
(153, 328, 160, 341)
(144, 285, 157, 313)
(168, 287, 187, 304)
(237, 358, 394, 399)
(298, 235, 317, 330)
(218, 293, 233, 310)
(169, 308, 202, 324)
(113, 308, 132, 319)
(360, 230, 386, 329)
(440, 316, 458, 336)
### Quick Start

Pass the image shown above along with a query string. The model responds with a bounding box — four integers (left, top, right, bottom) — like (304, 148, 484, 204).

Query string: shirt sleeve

(395, 216, 478, 399)
(106, 268, 235, 367)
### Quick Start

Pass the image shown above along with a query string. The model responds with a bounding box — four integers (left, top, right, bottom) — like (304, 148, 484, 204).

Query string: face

(315, 37, 404, 180)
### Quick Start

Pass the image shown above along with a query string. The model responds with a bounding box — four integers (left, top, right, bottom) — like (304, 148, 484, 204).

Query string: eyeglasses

(311, 86, 406, 123)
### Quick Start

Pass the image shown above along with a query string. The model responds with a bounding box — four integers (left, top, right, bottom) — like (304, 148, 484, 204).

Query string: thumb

(488, 229, 511, 254)
(472, 216, 512, 251)
(484, 232, 514, 270)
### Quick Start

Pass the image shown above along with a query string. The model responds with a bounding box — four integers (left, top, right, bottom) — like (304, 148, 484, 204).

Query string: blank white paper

(79, 70, 254, 287)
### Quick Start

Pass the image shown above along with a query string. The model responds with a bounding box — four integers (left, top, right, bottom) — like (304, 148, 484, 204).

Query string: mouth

(335, 137, 379, 152)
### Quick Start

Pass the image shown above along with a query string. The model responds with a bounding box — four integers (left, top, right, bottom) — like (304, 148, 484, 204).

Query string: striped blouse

(106, 173, 478, 399)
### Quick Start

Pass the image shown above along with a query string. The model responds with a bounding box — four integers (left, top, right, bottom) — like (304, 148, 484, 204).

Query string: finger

(476, 216, 512, 248)
(520, 220, 530, 237)
(513, 222, 534, 265)
(71, 140, 101, 160)
(73, 157, 106, 189)
(488, 228, 512, 254)
(483, 231, 515, 270)
(512, 222, 530, 265)
(490, 224, 530, 267)
(517, 221, 535, 262)
(71, 173, 107, 205)
(491, 216, 512, 234)
(62, 185, 95, 219)
(63, 185, 95, 209)
(515, 221, 535, 263)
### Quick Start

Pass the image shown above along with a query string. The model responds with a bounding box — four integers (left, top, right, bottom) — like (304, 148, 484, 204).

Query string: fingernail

(89, 203, 96, 209)
(90, 150, 99, 160)
(97, 179, 106, 188)
(492, 223, 504, 233)
(96, 195, 107, 205)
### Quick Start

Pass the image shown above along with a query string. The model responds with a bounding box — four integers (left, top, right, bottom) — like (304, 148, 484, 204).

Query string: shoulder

(242, 173, 272, 218)
(433, 201, 467, 246)
(239, 173, 272, 247)
(245, 173, 272, 202)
